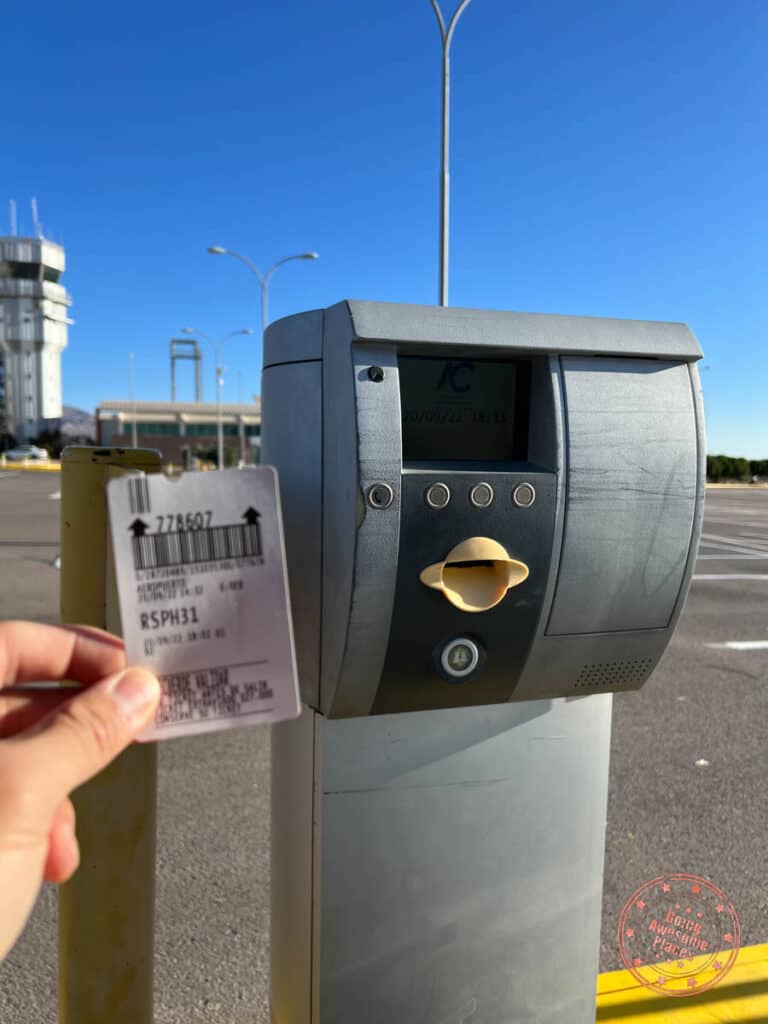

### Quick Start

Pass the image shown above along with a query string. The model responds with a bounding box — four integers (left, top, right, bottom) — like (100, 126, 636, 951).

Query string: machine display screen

(399, 356, 529, 462)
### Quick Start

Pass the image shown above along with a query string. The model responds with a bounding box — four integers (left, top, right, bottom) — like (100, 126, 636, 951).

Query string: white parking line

(698, 554, 768, 560)
(699, 542, 768, 557)
(699, 534, 768, 556)
(693, 574, 768, 581)
(707, 520, 768, 528)
(705, 641, 768, 651)
(701, 532, 768, 547)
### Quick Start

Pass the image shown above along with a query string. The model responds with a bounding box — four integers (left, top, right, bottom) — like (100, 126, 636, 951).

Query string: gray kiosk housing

(264, 300, 704, 717)
(263, 301, 704, 1024)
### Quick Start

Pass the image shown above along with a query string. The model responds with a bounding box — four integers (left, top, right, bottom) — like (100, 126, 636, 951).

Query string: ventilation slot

(573, 658, 654, 689)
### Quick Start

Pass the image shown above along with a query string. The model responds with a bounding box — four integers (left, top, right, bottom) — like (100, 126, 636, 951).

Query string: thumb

(16, 667, 161, 807)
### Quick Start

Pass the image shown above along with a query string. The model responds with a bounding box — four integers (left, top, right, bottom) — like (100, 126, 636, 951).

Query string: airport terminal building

(96, 399, 261, 466)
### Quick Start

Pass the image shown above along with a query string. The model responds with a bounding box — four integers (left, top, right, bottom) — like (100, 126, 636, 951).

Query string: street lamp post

(206, 247, 319, 345)
(181, 327, 253, 470)
(430, 0, 475, 306)
(128, 352, 138, 447)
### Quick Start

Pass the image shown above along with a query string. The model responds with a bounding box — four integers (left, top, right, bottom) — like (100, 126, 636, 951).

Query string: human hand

(0, 621, 160, 961)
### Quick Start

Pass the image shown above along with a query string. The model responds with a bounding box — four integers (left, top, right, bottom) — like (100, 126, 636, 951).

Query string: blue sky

(1, 0, 765, 455)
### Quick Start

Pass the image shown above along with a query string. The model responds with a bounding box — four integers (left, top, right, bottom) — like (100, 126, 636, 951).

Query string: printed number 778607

(156, 511, 213, 532)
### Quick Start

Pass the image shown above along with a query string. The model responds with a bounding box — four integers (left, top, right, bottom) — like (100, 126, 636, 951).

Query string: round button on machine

(438, 638, 481, 679)
(469, 482, 494, 508)
(512, 482, 536, 508)
(440, 638, 481, 680)
(425, 482, 451, 509)
(366, 482, 394, 510)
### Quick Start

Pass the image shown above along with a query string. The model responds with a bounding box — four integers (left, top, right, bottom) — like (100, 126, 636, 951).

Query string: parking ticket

(107, 467, 300, 741)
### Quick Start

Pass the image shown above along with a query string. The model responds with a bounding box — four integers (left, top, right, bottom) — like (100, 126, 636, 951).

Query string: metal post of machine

(58, 445, 161, 1024)
(272, 698, 613, 1024)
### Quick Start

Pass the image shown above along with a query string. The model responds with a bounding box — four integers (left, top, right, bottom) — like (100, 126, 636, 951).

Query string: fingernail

(104, 668, 161, 720)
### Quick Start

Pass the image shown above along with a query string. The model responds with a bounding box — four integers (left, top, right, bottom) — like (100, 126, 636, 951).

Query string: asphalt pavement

(0, 475, 765, 1020)
(600, 487, 768, 970)
(0, 471, 61, 623)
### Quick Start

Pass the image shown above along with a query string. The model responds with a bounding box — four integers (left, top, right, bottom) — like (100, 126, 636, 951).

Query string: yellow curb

(596, 943, 768, 1021)
(0, 462, 61, 472)
(706, 483, 768, 489)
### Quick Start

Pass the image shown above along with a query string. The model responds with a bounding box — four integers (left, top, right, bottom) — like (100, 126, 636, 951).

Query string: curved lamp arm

(430, 0, 474, 49)
(263, 252, 319, 288)
(207, 247, 319, 333)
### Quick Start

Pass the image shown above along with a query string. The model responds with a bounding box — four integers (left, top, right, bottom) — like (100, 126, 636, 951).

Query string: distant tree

(0, 396, 14, 450)
(30, 428, 95, 459)
(192, 444, 241, 469)
(733, 457, 750, 481)
(192, 447, 218, 469)
(0, 425, 16, 452)
(29, 429, 65, 458)
(707, 454, 752, 482)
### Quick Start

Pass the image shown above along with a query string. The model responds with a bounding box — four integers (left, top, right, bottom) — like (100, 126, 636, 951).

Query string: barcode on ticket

(128, 476, 151, 514)
(132, 521, 262, 570)
(156, 665, 276, 727)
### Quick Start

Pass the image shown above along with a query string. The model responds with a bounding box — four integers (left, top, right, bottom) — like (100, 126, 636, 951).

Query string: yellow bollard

(58, 446, 161, 1024)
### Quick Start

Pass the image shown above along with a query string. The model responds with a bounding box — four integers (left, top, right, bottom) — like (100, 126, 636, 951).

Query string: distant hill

(60, 405, 95, 440)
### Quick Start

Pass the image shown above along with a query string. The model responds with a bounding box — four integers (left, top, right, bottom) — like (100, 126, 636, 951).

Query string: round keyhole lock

(433, 635, 487, 682)
(441, 638, 480, 678)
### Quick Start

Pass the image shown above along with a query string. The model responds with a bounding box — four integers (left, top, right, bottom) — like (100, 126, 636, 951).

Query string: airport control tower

(0, 222, 72, 443)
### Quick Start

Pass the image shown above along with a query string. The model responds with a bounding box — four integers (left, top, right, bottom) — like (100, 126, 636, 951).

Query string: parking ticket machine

(263, 301, 704, 1024)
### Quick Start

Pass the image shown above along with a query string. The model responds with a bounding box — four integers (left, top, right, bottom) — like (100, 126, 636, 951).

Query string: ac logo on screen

(438, 359, 474, 393)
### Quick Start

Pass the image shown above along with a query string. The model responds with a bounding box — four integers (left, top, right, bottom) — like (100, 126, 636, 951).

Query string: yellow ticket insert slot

(419, 537, 529, 612)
